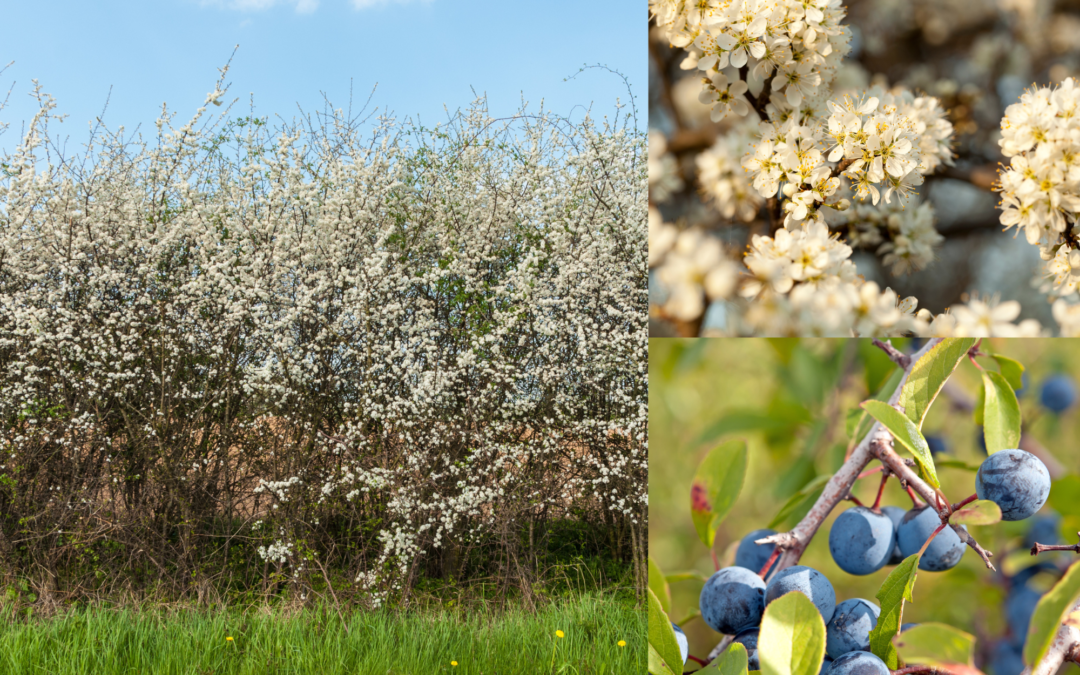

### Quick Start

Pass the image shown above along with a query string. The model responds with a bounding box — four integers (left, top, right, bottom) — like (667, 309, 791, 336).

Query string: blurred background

(650, 338, 1080, 673)
(649, 0, 1080, 335)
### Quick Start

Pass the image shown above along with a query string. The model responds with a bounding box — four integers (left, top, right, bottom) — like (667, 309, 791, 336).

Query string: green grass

(0, 592, 643, 675)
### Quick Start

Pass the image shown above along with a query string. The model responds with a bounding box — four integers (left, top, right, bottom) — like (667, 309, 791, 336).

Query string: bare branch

(872, 339, 911, 369)
(754, 339, 942, 572)
(1031, 533, 1080, 556)
(951, 525, 995, 570)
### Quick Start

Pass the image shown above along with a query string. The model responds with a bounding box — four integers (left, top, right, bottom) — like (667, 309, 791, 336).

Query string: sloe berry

(1040, 374, 1077, 413)
(699, 566, 766, 635)
(765, 565, 837, 623)
(828, 507, 894, 575)
(896, 506, 966, 572)
(975, 449, 1050, 521)
(826, 598, 880, 658)
(735, 528, 778, 577)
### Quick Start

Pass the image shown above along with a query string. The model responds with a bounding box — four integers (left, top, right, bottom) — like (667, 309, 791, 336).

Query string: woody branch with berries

(649, 339, 1080, 675)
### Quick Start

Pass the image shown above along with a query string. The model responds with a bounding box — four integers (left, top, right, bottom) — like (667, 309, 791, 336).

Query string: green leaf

(868, 553, 922, 669)
(981, 371, 1021, 454)
(848, 368, 905, 444)
(1024, 561, 1080, 669)
(897, 338, 978, 428)
(893, 622, 976, 666)
(861, 400, 940, 489)
(648, 588, 683, 675)
(649, 643, 679, 675)
(1049, 476, 1080, 518)
(649, 558, 671, 613)
(950, 500, 1002, 526)
(698, 643, 750, 675)
(691, 439, 748, 548)
(757, 590, 827, 675)
(991, 354, 1026, 391)
(695, 412, 796, 447)
(974, 379, 985, 427)
(768, 474, 831, 529)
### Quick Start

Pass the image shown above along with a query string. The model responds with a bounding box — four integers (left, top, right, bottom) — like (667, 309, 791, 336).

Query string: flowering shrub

(0, 70, 647, 606)
(648, 0, 1080, 336)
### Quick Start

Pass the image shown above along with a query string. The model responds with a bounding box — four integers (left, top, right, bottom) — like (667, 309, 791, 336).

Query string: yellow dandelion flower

(451, 661, 458, 667)
(226, 636, 234, 642)
(618, 640, 626, 647)
(556, 630, 565, 638)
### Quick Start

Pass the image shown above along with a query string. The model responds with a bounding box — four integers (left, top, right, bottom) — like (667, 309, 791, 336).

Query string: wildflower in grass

(226, 636, 235, 649)
(451, 661, 458, 667)
(618, 640, 627, 647)
(550, 630, 565, 670)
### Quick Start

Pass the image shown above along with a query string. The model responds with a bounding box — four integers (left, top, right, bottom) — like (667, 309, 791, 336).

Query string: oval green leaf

(893, 622, 976, 666)
(950, 500, 1002, 526)
(990, 354, 1026, 391)
(758, 590, 827, 675)
(691, 439, 748, 548)
(649, 558, 671, 614)
(898, 338, 978, 428)
(861, 400, 940, 489)
(698, 642, 749, 675)
(648, 588, 683, 675)
(981, 370, 1020, 455)
(868, 553, 922, 668)
(1024, 561, 1080, 669)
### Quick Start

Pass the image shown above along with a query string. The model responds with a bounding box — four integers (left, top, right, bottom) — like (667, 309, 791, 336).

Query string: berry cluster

(687, 446, 1052, 673)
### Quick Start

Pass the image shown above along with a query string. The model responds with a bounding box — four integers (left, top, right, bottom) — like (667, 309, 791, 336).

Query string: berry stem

(871, 472, 889, 510)
(687, 655, 708, 667)
(951, 493, 977, 512)
(905, 484, 923, 507)
(917, 522, 947, 557)
(758, 546, 781, 579)
(858, 465, 884, 480)
(711, 548, 720, 572)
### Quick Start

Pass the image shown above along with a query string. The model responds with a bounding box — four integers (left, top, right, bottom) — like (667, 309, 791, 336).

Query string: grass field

(0, 592, 642, 675)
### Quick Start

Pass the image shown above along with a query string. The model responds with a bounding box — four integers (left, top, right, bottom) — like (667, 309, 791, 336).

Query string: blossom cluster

(650, 0, 853, 122)
(997, 77, 1080, 295)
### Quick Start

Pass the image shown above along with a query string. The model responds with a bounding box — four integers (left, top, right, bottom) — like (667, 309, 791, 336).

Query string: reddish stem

(759, 546, 782, 579)
(918, 523, 947, 557)
(905, 484, 923, 507)
(711, 548, 720, 572)
(848, 494, 865, 507)
(858, 466, 884, 480)
(952, 493, 977, 511)
(687, 655, 708, 667)
(892, 667, 949, 675)
(872, 473, 889, 511)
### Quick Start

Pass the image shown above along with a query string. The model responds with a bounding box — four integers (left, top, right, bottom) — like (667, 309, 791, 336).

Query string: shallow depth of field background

(649, 0, 1080, 332)
(649, 338, 1080, 669)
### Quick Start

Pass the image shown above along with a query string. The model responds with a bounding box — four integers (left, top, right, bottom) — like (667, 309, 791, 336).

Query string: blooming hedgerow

(0, 64, 647, 605)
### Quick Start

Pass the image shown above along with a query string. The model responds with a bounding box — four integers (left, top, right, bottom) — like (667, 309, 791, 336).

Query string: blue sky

(0, 0, 643, 156)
